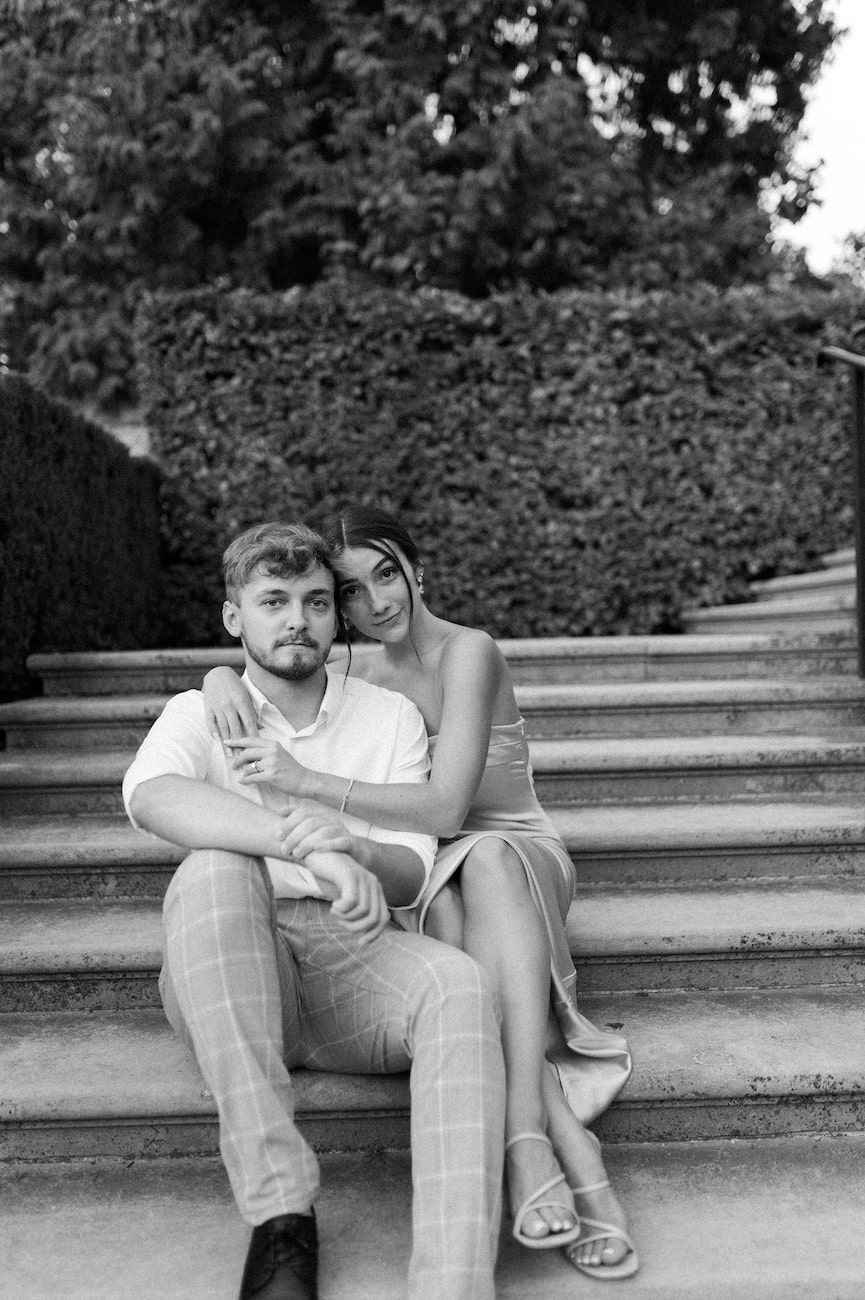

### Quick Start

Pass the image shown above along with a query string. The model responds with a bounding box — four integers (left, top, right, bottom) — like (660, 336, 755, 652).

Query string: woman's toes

(521, 1210, 550, 1239)
(601, 1236, 628, 1265)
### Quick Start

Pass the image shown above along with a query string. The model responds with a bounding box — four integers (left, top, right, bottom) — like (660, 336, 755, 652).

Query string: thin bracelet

(339, 778, 354, 814)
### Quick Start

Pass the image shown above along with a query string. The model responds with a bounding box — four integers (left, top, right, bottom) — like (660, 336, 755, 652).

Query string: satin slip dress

(395, 717, 631, 1126)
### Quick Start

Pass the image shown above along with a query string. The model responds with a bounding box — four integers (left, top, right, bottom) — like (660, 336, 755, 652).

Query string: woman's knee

(461, 839, 529, 901)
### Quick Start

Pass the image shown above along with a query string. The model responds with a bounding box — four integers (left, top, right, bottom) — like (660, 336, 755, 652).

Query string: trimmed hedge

(0, 374, 164, 698)
(137, 283, 864, 645)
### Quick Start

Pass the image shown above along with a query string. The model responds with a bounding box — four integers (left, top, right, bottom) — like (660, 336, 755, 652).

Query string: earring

(417, 569, 425, 595)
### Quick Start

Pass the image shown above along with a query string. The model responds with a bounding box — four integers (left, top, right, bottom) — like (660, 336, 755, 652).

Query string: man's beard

(244, 637, 328, 681)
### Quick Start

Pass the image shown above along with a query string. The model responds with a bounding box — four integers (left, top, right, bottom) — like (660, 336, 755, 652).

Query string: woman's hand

(225, 737, 314, 797)
(203, 668, 259, 742)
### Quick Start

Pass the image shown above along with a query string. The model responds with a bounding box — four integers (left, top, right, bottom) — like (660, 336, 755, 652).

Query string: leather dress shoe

(239, 1209, 318, 1300)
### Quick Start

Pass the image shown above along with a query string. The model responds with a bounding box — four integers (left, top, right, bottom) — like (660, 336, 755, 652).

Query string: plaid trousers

(160, 849, 505, 1300)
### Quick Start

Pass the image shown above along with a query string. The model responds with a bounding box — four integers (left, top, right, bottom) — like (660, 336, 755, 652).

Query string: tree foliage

(0, 0, 839, 407)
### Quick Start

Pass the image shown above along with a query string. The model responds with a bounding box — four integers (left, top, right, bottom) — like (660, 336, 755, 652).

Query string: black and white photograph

(1, 1, 864, 1296)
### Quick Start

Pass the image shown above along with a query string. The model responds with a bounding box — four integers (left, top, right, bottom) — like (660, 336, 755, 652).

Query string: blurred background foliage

(138, 281, 860, 645)
(0, 375, 163, 698)
(0, 0, 844, 412)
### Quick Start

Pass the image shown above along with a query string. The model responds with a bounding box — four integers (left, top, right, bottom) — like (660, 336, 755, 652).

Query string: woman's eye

(380, 567, 397, 582)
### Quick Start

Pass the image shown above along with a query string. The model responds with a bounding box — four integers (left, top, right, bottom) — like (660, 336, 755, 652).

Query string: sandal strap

(566, 1216, 635, 1254)
(505, 1130, 551, 1153)
(515, 1171, 569, 1223)
(570, 1178, 611, 1195)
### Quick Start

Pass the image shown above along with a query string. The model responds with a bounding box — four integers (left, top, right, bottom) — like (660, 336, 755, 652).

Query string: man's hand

(304, 850, 389, 943)
(277, 801, 360, 861)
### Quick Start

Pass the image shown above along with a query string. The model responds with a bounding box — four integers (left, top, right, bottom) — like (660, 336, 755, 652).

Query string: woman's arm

(202, 666, 260, 740)
(276, 630, 503, 838)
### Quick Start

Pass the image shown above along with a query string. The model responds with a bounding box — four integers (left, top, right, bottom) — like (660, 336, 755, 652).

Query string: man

(122, 522, 505, 1300)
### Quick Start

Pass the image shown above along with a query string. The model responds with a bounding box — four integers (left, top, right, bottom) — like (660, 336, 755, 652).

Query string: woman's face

(335, 543, 420, 643)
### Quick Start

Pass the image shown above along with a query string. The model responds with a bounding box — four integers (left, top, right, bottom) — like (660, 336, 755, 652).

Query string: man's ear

(223, 600, 242, 640)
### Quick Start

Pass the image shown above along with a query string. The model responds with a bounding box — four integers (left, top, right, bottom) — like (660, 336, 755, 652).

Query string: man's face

(222, 563, 338, 681)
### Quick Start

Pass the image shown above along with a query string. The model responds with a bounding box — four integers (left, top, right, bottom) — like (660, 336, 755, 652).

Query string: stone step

(0, 815, 181, 900)
(7, 733, 865, 814)
(522, 677, 865, 737)
(3, 879, 864, 1012)
(569, 878, 865, 993)
(4, 1135, 865, 1299)
(559, 797, 865, 886)
(684, 591, 856, 636)
(4, 799, 865, 903)
(0, 695, 169, 750)
(6, 677, 865, 748)
(751, 564, 855, 601)
(2, 985, 863, 1159)
(27, 633, 858, 695)
(0, 751, 137, 815)
(822, 546, 855, 567)
(0, 899, 163, 1012)
(532, 732, 865, 804)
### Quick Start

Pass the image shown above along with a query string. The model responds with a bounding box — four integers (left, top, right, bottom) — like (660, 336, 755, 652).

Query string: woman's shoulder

(439, 624, 504, 671)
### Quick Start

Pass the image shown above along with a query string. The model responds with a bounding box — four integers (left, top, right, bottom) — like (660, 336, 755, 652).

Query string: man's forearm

(129, 775, 287, 860)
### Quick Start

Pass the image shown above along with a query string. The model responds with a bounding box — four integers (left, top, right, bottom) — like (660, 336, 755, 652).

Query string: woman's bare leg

(424, 881, 465, 948)
(542, 1061, 631, 1267)
(459, 839, 576, 1241)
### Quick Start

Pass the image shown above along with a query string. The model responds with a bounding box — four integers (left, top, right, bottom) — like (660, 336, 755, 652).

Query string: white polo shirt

(122, 667, 437, 904)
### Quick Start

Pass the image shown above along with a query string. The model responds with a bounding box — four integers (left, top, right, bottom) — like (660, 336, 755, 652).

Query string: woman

(203, 506, 637, 1280)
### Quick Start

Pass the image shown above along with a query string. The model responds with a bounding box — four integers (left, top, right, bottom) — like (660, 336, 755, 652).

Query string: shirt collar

(240, 667, 342, 734)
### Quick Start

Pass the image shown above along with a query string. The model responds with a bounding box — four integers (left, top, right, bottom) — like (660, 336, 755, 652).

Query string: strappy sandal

(505, 1132, 583, 1250)
(565, 1176, 639, 1280)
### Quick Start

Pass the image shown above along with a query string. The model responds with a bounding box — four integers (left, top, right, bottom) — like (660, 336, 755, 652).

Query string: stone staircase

(684, 545, 856, 636)
(3, 573, 865, 1296)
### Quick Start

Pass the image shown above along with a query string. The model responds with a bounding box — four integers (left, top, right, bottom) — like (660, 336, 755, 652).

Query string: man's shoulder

(328, 669, 417, 719)
(150, 689, 209, 730)
(161, 688, 207, 714)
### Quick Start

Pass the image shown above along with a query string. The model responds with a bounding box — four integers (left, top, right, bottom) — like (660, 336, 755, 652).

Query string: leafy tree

(0, 0, 839, 408)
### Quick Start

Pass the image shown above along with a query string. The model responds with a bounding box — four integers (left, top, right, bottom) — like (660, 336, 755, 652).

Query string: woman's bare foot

(568, 1179, 630, 1269)
(542, 1070, 632, 1269)
(505, 1132, 578, 1243)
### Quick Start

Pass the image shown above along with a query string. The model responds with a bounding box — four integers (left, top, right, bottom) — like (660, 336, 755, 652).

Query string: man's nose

(283, 602, 308, 629)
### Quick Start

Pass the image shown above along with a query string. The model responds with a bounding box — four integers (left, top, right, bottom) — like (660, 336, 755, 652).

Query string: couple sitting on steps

(123, 506, 637, 1300)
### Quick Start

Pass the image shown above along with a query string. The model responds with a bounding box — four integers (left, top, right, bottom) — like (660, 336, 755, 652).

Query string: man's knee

(419, 942, 501, 1026)
(165, 848, 269, 911)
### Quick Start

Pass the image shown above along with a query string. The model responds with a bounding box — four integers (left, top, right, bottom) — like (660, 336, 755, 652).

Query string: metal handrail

(819, 345, 865, 676)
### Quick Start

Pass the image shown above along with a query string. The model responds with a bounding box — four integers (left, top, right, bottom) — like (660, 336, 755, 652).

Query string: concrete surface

(2, 1135, 865, 1299)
